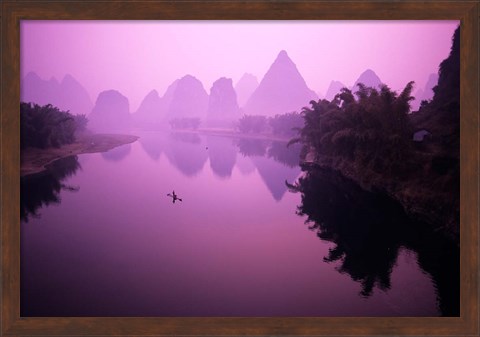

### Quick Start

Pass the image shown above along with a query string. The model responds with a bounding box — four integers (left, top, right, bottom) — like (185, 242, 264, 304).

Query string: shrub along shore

(21, 132, 138, 177)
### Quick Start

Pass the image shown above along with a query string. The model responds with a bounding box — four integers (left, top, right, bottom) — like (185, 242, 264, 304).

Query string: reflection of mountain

(251, 156, 301, 201)
(293, 167, 459, 316)
(101, 144, 132, 162)
(21, 156, 81, 222)
(235, 154, 256, 175)
(234, 138, 302, 201)
(163, 132, 208, 177)
(138, 133, 166, 161)
(206, 136, 237, 178)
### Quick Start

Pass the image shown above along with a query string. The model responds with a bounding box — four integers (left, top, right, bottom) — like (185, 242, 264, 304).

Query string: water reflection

(267, 141, 302, 168)
(206, 136, 237, 178)
(101, 144, 132, 162)
(236, 138, 268, 157)
(252, 156, 300, 201)
(291, 167, 459, 316)
(138, 132, 165, 161)
(234, 138, 301, 201)
(163, 132, 208, 177)
(21, 156, 81, 222)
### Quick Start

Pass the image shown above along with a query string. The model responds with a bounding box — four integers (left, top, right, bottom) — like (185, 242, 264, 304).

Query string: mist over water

(20, 132, 455, 317)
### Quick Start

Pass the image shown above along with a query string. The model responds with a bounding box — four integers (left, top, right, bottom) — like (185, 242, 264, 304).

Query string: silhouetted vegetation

(21, 103, 88, 149)
(21, 103, 74, 148)
(237, 112, 304, 138)
(169, 117, 201, 130)
(269, 112, 304, 137)
(293, 26, 460, 241)
(73, 114, 88, 132)
(21, 156, 81, 222)
(237, 115, 268, 134)
(289, 167, 459, 315)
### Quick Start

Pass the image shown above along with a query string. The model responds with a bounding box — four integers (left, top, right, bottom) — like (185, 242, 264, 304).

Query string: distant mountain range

(235, 73, 258, 108)
(89, 90, 131, 132)
(352, 69, 383, 90)
(324, 80, 347, 101)
(411, 73, 439, 111)
(243, 50, 318, 117)
(23, 58, 402, 132)
(22, 72, 93, 115)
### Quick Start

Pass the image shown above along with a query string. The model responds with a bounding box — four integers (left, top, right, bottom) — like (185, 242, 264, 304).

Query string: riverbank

(302, 155, 459, 245)
(21, 132, 139, 177)
(171, 127, 291, 142)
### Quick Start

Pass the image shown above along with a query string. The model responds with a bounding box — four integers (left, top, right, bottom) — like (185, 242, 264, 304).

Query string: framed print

(1, 1, 478, 336)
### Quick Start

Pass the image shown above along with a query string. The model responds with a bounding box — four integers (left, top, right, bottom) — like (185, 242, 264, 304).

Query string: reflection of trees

(291, 167, 459, 316)
(164, 132, 208, 177)
(21, 156, 81, 222)
(236, 138, 268, 157)
(268, 141, 301, 168)
(101, 144, 132, 162)
(206, 136, 237, 178)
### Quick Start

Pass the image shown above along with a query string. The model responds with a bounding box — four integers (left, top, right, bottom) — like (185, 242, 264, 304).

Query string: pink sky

(21, 21, 459, 111)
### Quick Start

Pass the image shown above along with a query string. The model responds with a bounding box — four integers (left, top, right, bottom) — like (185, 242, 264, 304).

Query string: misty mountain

(133, 89, 164, 127)
(234, 73, 258, 108)
(411, 73, 439, 111)
(324, 80, 347, 101)
(352, 69, 383, 91)
(22, 72, 93, 115)
(88, 90, 131, 132)
(167, 75, 208, 119)
(243, 50, 318, 117)
(162, 79, 179, 112)
(206, 77, 240, 127)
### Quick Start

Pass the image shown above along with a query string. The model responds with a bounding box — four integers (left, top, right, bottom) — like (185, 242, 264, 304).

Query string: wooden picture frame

(1, 1, 478, 336)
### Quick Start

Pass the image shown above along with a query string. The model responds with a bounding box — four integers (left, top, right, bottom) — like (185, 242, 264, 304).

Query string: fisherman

(167, 190, 182, 203)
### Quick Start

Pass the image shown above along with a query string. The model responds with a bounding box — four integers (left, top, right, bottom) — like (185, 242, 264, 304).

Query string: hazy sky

(21, 21, 459, 111)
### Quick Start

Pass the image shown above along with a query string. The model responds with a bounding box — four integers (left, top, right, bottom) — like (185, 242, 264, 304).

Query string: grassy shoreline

(171, 127, 292, 142)
(21, 132, 139, 177)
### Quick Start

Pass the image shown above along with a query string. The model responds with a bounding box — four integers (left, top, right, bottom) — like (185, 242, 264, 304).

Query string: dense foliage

(268, 112, 304, 137)
(237, 112, 303, 137)
(237, 115, 268, 134)
(169, 117, 201, 130)
(21, 103, 87, 149)
(293, 26, 460, 240)
(292, 82, 415, 175)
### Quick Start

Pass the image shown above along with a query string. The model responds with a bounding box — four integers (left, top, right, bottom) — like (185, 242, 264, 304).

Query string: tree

(21, 102, 81, 149)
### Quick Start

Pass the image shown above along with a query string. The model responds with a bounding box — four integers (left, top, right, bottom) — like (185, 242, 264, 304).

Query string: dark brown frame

(1, 1, 478, 336)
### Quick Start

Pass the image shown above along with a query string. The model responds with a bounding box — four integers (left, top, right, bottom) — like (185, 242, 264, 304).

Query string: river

(20, 131, 458, 317)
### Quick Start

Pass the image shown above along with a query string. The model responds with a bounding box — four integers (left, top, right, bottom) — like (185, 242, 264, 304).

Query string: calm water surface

(20, 131, 458, 317)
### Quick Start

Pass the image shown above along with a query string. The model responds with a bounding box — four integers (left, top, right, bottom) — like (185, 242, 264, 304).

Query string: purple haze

(21, 21, 458, 112)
